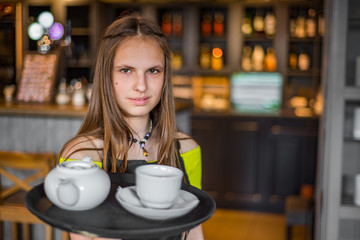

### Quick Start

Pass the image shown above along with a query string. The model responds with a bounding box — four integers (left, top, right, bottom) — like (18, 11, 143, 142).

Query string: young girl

(59, 15, 204, 240)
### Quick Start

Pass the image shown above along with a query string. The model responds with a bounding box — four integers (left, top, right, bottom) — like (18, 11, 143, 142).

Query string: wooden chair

(0, 150, 69, 240)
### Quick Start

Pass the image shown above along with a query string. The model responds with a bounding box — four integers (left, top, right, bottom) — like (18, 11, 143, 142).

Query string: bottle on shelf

(298, 50, 310, 71)
(162, 12, 172, 36)
(172, 50, 183, 70)
(289, 9, 297, 37)
(172, 12, 183, 37)
(241, 45, 252, 72)
(56, 78, 70, 105)
(264, 11, 276, 39)
(200, 44, 211, 69)
(71, 79, 86, 106)
(305, 8, 316, 38)
(252, 45, 264, 71)
(201, 12, 212, 36)
(241, 13, 253, 37)
(213, 11, 225, 36)
(253, 9, 265, 34)
(289, 46, 298, 70)
(211, 45, 224, 71)
(264, 47, 277, 72)
(295, 10, 306, 38)
(3, 84, 15, 103)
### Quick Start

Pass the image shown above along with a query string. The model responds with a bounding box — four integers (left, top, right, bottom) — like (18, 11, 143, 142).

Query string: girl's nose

(134, 73, 147, 92)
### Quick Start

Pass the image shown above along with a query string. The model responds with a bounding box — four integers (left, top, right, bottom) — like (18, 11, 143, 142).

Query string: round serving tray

(26, 173, 216, 239)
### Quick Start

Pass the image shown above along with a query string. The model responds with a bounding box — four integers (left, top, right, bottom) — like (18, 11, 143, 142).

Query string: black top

(106, 142, 190, 184)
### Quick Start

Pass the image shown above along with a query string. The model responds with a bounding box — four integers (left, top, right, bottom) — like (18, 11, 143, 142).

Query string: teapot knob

(57, 178, 80, 206)
(82, 156, 92, 162)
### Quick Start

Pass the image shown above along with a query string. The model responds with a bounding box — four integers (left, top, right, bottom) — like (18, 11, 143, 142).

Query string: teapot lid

(58, 157, 99, 172)
(59, 161, 98, 170)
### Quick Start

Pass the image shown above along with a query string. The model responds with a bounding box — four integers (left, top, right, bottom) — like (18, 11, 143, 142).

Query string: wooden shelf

(289, 37, 318, 42)
(243, 36, 274, 42)
(287, 69, 321, 77)
(0, 102, 87, 118)
(0, 99, 191, 118)
(71, 28, 91, 36)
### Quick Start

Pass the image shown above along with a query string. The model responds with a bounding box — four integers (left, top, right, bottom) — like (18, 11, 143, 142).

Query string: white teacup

(135, 165, 183, 209)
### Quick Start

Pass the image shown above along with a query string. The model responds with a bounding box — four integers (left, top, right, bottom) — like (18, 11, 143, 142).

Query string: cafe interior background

(0, 0, 360, 239)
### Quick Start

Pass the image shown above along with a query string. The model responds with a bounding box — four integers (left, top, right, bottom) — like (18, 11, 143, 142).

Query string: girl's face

(112, 37, 165, 119)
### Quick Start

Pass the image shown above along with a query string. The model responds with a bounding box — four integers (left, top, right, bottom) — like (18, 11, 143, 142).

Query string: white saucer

(115, 186, 199, 220)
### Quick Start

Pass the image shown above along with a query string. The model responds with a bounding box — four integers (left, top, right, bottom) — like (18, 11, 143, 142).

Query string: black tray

(25, 173, 216, 239)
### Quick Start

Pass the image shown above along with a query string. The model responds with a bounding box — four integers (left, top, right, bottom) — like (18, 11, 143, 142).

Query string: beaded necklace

(129, 119, 152, 157)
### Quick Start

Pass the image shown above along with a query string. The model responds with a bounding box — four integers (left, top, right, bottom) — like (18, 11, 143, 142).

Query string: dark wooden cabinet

(191, 111, 318, 213)
(191, 116, 225, 204)
(264, 118, 318, 211)
(223, 118, 264, 210)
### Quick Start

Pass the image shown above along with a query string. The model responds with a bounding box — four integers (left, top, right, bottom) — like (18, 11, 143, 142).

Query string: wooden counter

(0, 99, 192, 153)
(0, 99, 192, 118)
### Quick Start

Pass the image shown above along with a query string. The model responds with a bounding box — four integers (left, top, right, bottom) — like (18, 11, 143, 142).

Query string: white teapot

(44, 157, 111, 211)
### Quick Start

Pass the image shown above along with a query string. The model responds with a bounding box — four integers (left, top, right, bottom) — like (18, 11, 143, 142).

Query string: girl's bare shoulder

(176, 131, 199, 154)
(61, 136, 104, 161)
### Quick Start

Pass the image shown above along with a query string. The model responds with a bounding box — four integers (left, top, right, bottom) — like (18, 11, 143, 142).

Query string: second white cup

(135, 165, 183, 209)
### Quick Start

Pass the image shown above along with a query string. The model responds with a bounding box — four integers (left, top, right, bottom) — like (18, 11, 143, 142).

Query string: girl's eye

(121, 68, 131, 73)
(148, 68, 160, 74)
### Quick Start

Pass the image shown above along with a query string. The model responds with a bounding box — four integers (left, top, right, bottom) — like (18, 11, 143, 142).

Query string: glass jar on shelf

(161, 12, 172, 36)
(289, 45, 298, 70)
(295, 10, 306, 38)
(241, 45, 252, 72)
(305, 8, 316, 38)
(200, 44, 211, 69)
(213, 11, 225, 36)
(201, 11, 212, 36)
(298, 50, 310, 71)
(264, 47, 277, 72)
(211, 45, 224, 71)
(252, 45, 265, 71)
(264, 11, 276, 39)
(241, 13, 253, 37)
(253, 9, 265, 34)
(172, 12, 183, 37)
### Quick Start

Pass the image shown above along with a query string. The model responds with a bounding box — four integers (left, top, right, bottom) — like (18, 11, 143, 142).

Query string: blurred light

(212, 47, 223, 58)
(49, 22, 64, 40)
(38, 11, 54, 29)
(28, 22, 44, 40)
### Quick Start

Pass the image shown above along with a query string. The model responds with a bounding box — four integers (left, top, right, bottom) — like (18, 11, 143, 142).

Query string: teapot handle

(57, 178, 80, 206)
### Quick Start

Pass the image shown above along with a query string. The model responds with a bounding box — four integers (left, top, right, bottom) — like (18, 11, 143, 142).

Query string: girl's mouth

(130, 97, 149, 106)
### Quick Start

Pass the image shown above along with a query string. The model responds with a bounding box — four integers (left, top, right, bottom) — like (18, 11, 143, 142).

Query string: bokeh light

(27, 11, 64, 53)
(212, 47, 223, 58)
(38, 11, 54, 29)
(49, 22, 64, 40)
(28, 22, 44, 40)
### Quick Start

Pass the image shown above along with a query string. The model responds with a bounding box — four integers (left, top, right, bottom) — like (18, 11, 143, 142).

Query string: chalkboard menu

(16, 52, 58, 103)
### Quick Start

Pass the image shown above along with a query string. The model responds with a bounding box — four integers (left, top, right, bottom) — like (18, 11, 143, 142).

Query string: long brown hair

(59, 15, 179, 173)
